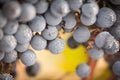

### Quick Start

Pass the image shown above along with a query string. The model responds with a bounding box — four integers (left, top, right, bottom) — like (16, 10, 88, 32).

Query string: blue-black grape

(26, 62, 40, 76)
(30, 34, 47, 50)
(0, 35, 17, 52)
(19, 3, 36, 23)
(48, 38, 65, 54)
(81, 1, 99, 18)
(15, 42, 30, 53)
(67, 36, 80, 49)
(112, 61, 120, 76)
(20, 49, 36, 66)
(96, 7, 116, 28)
(73, 26, 91, 43)
(66, 0, 83, 11)
(88, 46, 104, 60)
(104, 39, 119, 55)
(44, 11, 62, 26)
(2, 1, 21, 20)
(35, 0, 49, 14)
(42, 26, 58, 40)
(3, 50, 17, 63)
(76, 63, 91, 78)
(50, 0, 70, 17)
(95, 31, 111, 48)
(28, 15, 46, 32)
(110, 24, 120, 40)
(63, 12, 77, 30)
(95, 31, 119, 55)
(80, 14, 96, 26)
(14, 24, 32, 44)
(3, 20, 19, 35)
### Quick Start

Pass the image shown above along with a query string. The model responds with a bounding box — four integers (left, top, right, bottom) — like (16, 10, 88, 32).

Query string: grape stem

(82, 57, 97, 80)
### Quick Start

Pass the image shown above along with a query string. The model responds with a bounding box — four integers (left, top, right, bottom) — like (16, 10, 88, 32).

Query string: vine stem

(82, 57, 97, 80)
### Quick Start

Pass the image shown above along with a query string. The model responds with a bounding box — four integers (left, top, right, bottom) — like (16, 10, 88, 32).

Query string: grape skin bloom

(63, 12, 77, 30)
(88, 46, 104, 60)
(2, 1, 21, 20)
(28, 16, 46, 32)
(50, 0, 70, 17)
(76, 63, 91, 78)
(42, 26, 58, 40)
(80, 14, 96, 26)
(81, 1, 99, 18)
(73, 26, 91, 43)
(0, 35, 17, 52)
(67, 0, 83, 11)
(19, 3, 36, 22)
(112, 61, 120, 76)
(31, 35, 47, 50)
(3, 20, 19, 35)
(14, 24, 32, 44)
(15, 42, 30, 53)
(96, 7, 116, 28)
(48, 38, 65, 54)
(3, 50, 17, 63)
(44, 11, 62, 26)
(21, 49, 36, 66)
(35, 0, 49, 14)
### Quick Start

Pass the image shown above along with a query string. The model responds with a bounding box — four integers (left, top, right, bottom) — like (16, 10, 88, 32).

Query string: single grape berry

(15, 42, 30, 53)
(80, 14, 96, 26)
(19, 3, 36, 23)
(14, 24, 32, 44)
(95, 31, 110, 48)
(67, 36, 80, 49)
(112, 61, 120, 76)
(81, 1, 99, 17)
(26, 62, 40, 76)
(2, 1, 21, 20)
(73, 26, 91, 43)
(96, 7, 116, 28)
(44, 11, 62, 26)
(110, 24, 120, 40)
(42, 26, 58, 40)
(104, 39, 119, 55)
(48, 38, 65, 54)
(3, 50, 17, 63)
(76, 63, 91, 78)
(35, 0, 49, 14)
(0, 35, 17, 52)
(3, 20, 19, 35)
(63, 12, 77, 30)
(30, 34, 47, 50)
(50, 0, 70, 17)
(88, 46, 104, 60)
(20, 49, 36, 66)
(28, 15, 46, 32)
(66, 0, 83, 11)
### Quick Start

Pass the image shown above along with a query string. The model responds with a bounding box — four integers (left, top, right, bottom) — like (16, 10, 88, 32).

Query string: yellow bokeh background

(15, 33, 111, 80)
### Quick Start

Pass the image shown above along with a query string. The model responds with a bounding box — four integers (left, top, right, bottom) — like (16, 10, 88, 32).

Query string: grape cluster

(0, 0, 120, 79)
